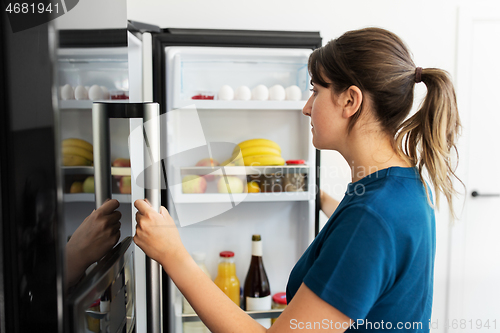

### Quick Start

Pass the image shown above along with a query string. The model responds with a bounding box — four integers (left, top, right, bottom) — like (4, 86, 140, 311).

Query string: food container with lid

(271, 292, 287, 324)
(283, 160, 307, 192)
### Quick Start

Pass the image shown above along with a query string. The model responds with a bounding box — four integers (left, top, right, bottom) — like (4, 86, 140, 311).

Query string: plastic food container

(284, 160, 307, 192)
(271, 292, 287, 324)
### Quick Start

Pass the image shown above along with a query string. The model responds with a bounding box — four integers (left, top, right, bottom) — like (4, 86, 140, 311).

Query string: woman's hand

(66, 199, 122, 287)
(133, 199, 185, 267)
(320, 189, 340, 218)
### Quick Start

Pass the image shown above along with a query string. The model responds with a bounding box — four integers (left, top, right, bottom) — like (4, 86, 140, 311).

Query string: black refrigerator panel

(0, 11, 63, 333)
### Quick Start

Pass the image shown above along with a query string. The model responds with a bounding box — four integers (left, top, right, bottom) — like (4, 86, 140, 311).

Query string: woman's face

(302, 83, 346, 150)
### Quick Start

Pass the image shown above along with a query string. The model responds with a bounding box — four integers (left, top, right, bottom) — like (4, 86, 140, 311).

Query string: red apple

(112, 158, 131, 181)
(195, 158, 219, 182)
(119, 176, 132, 194)
(182, 175, 207, 194)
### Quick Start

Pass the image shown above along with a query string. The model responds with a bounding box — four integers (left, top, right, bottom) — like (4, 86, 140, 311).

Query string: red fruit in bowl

(195, 158, 219, 182)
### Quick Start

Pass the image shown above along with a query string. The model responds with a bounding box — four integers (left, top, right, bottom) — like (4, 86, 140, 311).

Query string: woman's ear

(341, 85, 363, 119)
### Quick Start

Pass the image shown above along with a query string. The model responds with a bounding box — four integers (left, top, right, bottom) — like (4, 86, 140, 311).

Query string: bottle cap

(272, 292, 287, 305)
(252, 234, 261, 241)
(286, 160, 305, 165)
(219, 251, 234, 258)
(192, 252, 206, 261)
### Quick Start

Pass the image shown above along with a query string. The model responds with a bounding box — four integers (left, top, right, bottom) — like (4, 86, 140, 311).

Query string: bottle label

(246, 295, 271, 311)
(252, 241, 262, 256)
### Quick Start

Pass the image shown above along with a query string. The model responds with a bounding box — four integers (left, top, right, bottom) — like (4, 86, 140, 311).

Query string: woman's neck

(341, 128, 411, 183)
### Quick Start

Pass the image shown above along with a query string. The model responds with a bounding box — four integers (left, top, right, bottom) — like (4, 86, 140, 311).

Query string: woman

(134, 27, 460, 332)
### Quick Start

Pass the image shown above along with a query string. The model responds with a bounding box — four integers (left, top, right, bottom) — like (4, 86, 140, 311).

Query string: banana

(240, 146, 281, 158)
(234, 139, 281, 153)
(63, 154, 92, 166)
(62, 146, 93, 162)
(62, 138, 93, 152)
(243, 154, 285, 166)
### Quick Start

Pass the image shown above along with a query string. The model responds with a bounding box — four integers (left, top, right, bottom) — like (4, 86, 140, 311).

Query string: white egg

(74, 85, 88, 100)
(234, 86, 251, 101)
(285, 85, 302, 101)
(88, 85, 103, 101)
(100, 86, 110, 99)
(218, 85, 234, 101)
(251, 85, 269, 101)
(269, 85, 286, 101)
(61, 84, 74, 100)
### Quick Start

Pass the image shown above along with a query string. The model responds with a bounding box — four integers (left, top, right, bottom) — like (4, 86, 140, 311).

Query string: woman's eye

(309, 88, 318, 96)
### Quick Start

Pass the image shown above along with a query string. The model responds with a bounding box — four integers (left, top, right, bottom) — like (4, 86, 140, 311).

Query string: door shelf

(173, 100, 306, 111)
(63, 193, 131, 203)
(173, 191, 311, 203)
(62, 166, 131, 176)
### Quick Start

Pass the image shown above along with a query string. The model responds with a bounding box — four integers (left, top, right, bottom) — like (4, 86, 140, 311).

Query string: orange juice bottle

(214, 251, 240, 305)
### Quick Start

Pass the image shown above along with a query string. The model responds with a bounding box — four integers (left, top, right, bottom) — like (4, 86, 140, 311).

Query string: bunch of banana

(234, 138, 285, 166)
(62, 138, 93, 166)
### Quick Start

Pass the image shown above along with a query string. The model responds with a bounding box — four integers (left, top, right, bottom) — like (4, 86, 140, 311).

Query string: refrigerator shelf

(181, 309, 284, 322)
(59, 100, 130, 110)
(173, 100, 306, 111)
(63, 193, 131, 203)
(175, 295, 284, 322)
(173, 192, 311, 203)
(180, 165, 309, 176)
(62, 166, 131, 176)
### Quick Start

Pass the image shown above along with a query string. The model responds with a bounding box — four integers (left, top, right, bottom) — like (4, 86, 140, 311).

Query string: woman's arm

(133, 199, 351, 333)
(320, 190, 340, 218)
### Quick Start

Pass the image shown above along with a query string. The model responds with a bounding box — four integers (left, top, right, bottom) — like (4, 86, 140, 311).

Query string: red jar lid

(286, 160, 305, 165)
(272, 292, 287, 304)
(219, 251, 235, 258)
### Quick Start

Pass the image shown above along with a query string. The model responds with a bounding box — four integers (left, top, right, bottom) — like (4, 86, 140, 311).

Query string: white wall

(125, 0, 469, 330)
(55, 0, 127, 29)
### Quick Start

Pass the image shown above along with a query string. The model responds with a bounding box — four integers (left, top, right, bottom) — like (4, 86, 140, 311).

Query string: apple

(195, 158, 219, 182)
(217, 176, 244, 194)
(119, 176, 132, 194)
(83, 176, 95, 193)
(113, 158, 131, 181)
(182, 175, 207, 194)
(70, 181, 83, 193)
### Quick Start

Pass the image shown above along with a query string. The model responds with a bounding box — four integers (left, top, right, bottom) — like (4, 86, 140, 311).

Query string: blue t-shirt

(286, 167, 435, 332)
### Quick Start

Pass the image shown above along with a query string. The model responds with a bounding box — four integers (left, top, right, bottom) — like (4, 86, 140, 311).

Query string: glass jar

(259, 173, 284, 193)
(284, 160, 307, 192)
(271, 292, 287, 325)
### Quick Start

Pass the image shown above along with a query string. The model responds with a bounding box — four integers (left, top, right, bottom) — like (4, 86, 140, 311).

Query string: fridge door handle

(92, 102, 162, 333)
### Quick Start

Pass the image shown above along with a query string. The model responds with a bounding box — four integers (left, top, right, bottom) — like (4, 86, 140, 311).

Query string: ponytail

(395, 68, 462, 219)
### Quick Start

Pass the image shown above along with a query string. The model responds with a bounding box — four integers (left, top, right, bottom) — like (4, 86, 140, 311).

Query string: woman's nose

(302, 94, 313, 117)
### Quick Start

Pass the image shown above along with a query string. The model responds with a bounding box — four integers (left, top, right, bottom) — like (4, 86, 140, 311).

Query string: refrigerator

(146, 28, 322, 333)
(1, 17, 322, 332)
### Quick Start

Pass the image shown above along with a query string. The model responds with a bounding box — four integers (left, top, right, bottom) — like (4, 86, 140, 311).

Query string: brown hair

(309, 27, 462, 219)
